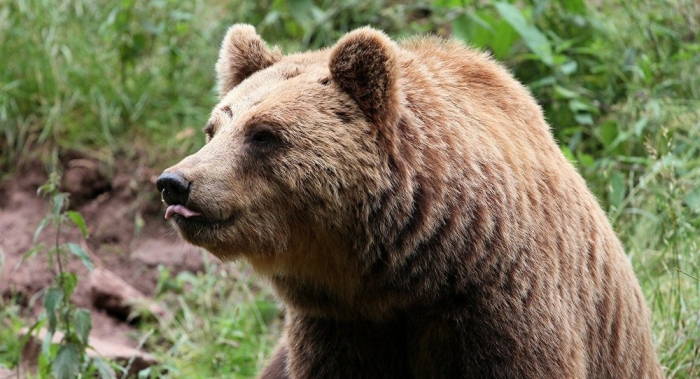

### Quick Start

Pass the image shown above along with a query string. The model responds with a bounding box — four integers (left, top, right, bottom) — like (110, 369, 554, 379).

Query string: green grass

(583, 1, 700, 375)
(0, 0, 224, 170)
(0, 298, 25, 371)
(1, 0, 698, 377)
(143, 259, 280, 379)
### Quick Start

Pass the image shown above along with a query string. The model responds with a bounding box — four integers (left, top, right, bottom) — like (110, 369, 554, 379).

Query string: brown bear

(157, 24, 663, 378)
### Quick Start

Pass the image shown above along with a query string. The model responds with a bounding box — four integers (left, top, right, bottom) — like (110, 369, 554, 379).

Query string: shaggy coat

(158, 24, 663, 378)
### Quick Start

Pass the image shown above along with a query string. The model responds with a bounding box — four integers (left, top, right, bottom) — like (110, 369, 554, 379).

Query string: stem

(55, 215, 64, 285)
(54, 208, 72, 337)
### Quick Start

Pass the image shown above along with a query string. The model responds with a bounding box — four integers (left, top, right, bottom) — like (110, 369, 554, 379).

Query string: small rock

(131, 238, 207, 272)
(89, 267, 166, 321)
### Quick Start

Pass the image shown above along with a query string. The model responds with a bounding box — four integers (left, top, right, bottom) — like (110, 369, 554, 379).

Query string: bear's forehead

(242, 54, 328, 92)
(216, 55, 330, 120)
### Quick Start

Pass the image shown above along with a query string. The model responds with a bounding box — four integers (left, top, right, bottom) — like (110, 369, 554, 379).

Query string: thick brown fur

(160, 24, 663, 378)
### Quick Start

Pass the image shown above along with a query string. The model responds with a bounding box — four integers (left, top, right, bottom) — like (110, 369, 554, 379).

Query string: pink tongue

(164, 205, 201, 220)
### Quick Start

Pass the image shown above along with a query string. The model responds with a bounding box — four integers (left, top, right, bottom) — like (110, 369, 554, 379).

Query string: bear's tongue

(164, 205, 201, 220)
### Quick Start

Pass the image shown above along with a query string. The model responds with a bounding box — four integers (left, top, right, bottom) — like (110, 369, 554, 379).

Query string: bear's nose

(156, 172, 191, 206)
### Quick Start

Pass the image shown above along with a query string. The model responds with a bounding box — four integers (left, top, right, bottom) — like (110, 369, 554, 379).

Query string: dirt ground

(0, 152, 208, 361)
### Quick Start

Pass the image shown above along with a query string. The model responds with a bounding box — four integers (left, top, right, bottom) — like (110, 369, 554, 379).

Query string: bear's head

(157, 25, 400, 278)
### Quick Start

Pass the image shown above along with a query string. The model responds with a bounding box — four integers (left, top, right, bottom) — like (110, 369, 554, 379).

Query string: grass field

(1, 0, 698, 377)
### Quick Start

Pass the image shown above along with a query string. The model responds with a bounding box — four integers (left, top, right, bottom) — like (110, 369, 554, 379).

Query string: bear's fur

(158, 24, 663, 378)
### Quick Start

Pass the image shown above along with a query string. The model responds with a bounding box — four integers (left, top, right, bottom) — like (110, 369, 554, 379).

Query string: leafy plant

(252, 0, 435, 51)
(22, 171, 114, 378)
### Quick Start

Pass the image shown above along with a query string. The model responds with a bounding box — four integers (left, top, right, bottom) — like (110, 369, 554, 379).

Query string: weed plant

(18, 171, 114, 378)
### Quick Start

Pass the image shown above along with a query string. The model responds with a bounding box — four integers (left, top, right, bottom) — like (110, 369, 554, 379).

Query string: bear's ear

(216, 24, 281, 98)
(329, 27, 399, 127)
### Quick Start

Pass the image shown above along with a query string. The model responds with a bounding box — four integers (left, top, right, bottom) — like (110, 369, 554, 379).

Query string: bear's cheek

(174, 168, 294, 257)
(172, 204, 288, 260)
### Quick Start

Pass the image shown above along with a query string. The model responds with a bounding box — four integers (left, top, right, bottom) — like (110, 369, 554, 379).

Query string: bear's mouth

(165, 204, 201, 219)
(165, 204, 236, 228)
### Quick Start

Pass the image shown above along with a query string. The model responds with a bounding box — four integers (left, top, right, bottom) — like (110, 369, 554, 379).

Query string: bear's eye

(250, 130, 277, 144)
(246, 125, 283, 152)
(204, 122, 215, 140)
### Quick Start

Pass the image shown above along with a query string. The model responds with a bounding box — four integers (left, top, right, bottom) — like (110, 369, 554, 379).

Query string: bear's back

(358, 37, 663, 378)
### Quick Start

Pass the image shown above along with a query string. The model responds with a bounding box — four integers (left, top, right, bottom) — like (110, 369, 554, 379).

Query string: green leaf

(486, 16, 518, 59)
(597, 121, 619, 148)
(74, 308, 92, 345)
(559, 60, 578, 75)
(574, 113, 593, 125)
(67, 242, 94, 271)
(92, 356, 117, 379)
(288, 0, 314, 25)
(138, 367, 153, 378)
(528, 75, 556, 89)
(37, 181, 57, 197)
(561, 0, 586, 14)
(44, 287, 64, 332)
(608, 171, 625, 209)
(434, 0, 469, 7)
(465, 12, 494, 32)
(16, 244, 44, 269)
(66, 211, 89, 238)
(52, 343, 81, 379)
(577, 153, 595, 168)
(42, 329, 54, 360)
(634, 117, 648, 136)
(451, 14, 473, 44)
(554, 85, 579, 99)
(52, 193, 68, 216)
(685, 189, 700, 211)
(453, 10, 518, 60)
(569, 99, 594, 113)
(494, 2, 553, 66)
(33, 217, 51, 244)
(60, 272, 78, 299)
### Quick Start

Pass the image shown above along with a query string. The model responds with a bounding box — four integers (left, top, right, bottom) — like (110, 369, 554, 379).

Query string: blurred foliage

(0, 0, 698, 377)
(0, 297, 24, 373)
(143, 260, 279, 378)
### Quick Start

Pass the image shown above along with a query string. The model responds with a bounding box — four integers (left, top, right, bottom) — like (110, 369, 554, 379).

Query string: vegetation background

(0, 0, 698, 377)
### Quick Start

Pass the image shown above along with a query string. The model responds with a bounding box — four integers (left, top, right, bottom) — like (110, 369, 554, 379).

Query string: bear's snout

(156, 171, 191, 207)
